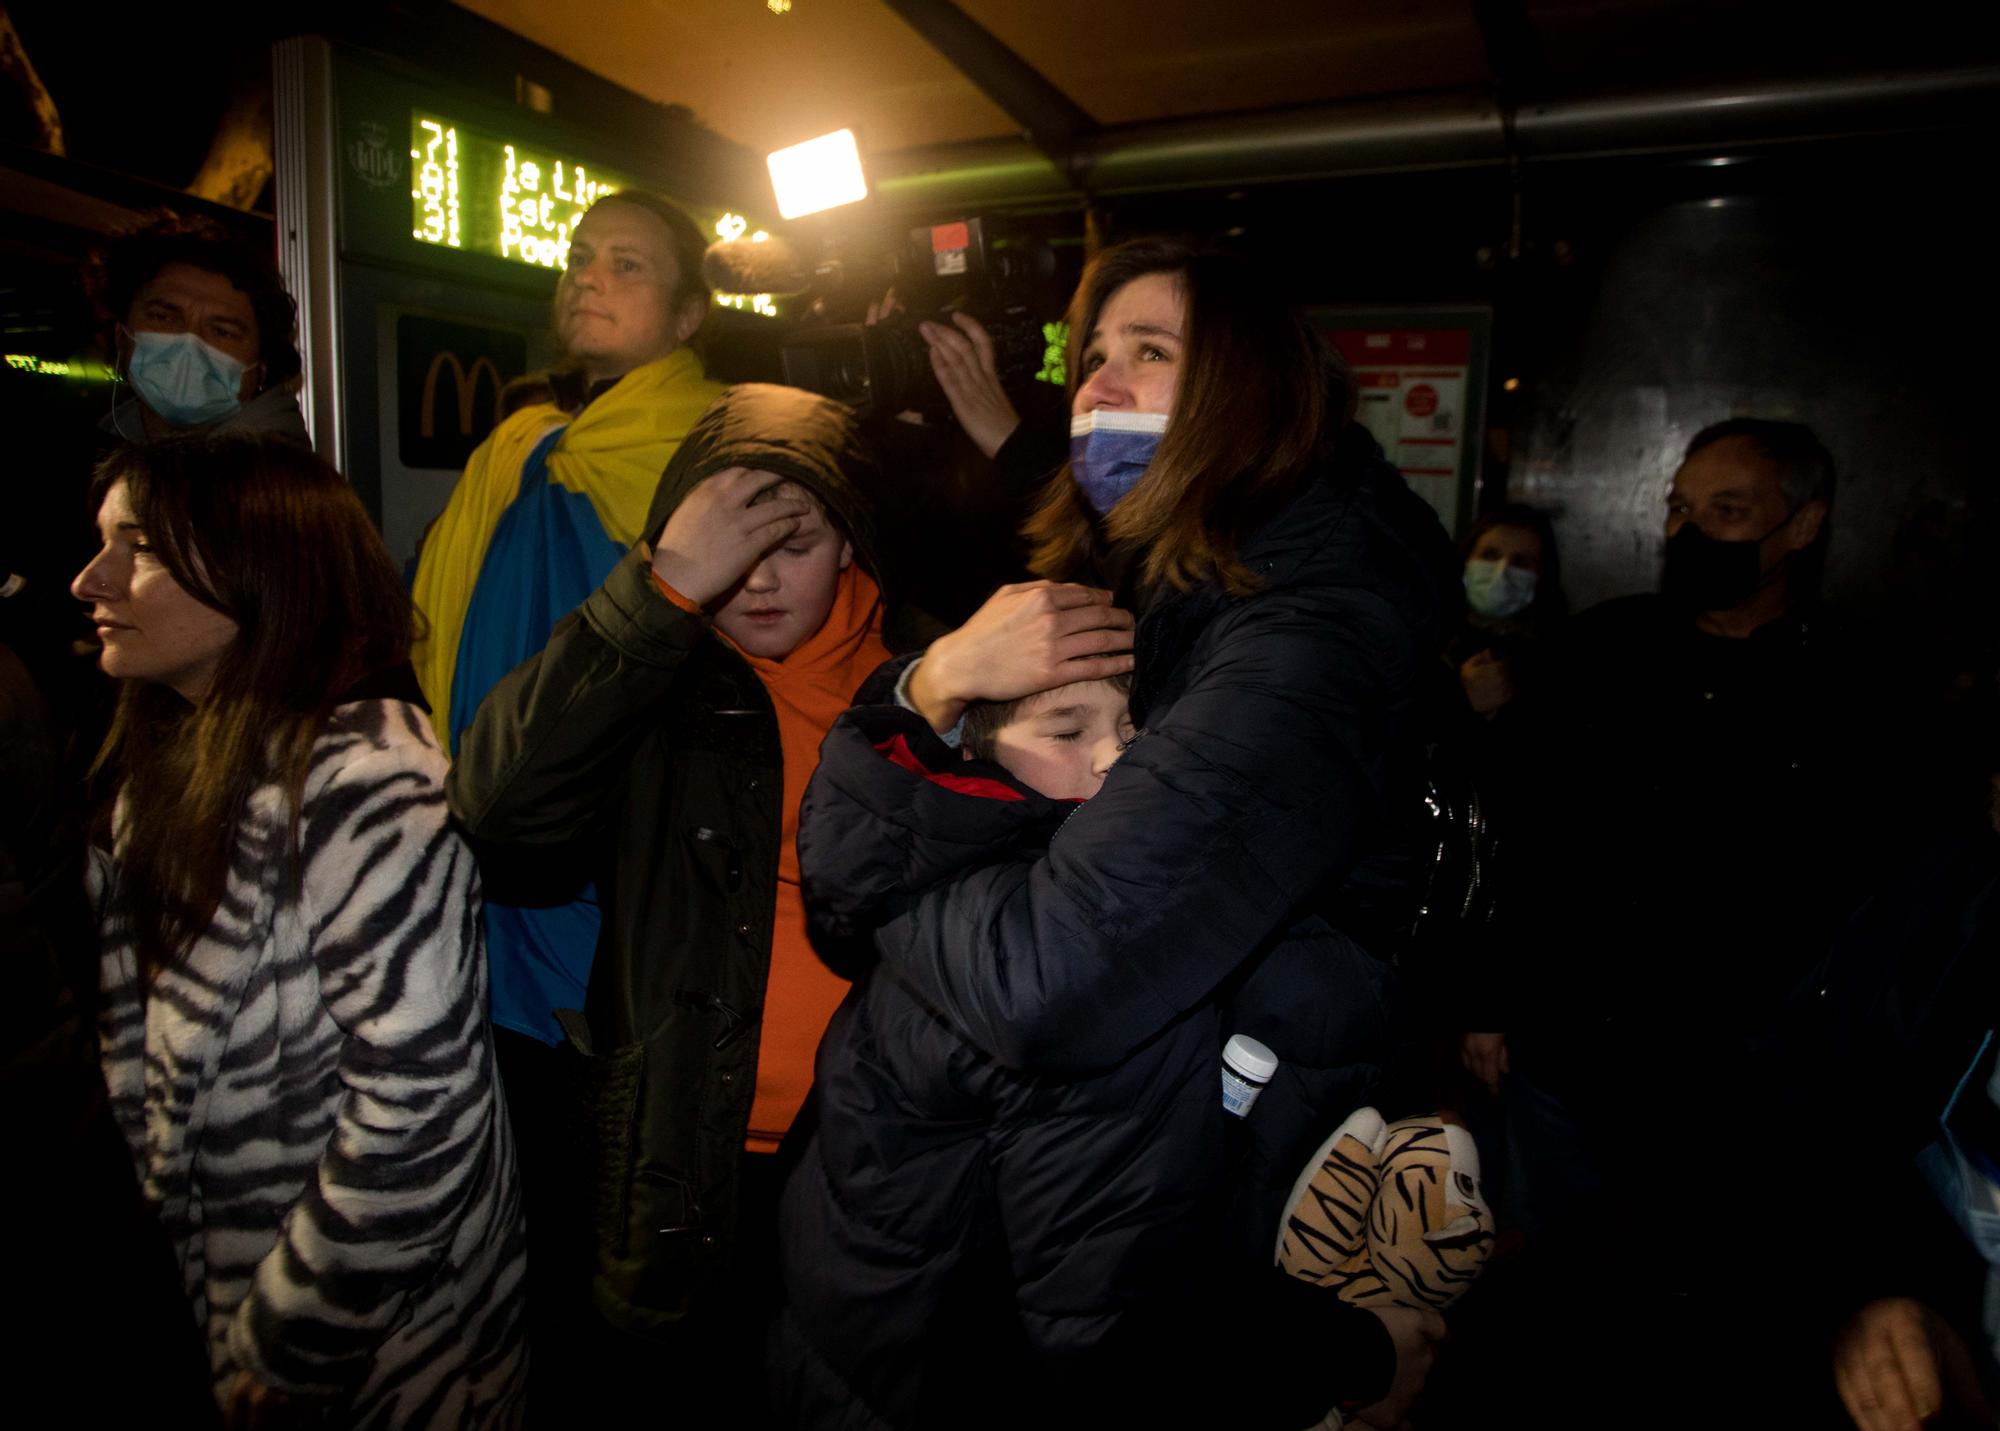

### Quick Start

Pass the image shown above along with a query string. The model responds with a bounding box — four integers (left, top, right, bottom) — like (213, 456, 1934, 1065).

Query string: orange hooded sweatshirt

(656, 561, 890, 1151)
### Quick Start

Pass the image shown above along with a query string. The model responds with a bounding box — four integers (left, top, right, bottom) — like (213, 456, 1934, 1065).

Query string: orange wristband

(649, 569, 705, 615)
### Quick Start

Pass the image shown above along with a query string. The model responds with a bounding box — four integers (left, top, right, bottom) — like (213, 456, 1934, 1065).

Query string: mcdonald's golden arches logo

(421, 351, 504, 438)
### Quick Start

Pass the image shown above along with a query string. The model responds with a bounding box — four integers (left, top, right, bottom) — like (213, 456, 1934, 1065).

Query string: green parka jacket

(447, 384, 924, 1336)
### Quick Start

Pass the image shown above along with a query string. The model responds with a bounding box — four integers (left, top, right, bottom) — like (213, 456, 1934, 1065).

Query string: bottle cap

(1223, 1034, 1278, 1082)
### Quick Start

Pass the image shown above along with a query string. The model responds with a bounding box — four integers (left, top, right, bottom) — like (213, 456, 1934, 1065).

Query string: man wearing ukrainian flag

(411, 189, 724, 1176)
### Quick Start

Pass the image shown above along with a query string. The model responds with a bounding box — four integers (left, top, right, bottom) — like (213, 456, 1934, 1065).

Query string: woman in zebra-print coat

(75, 434, 527, 1429)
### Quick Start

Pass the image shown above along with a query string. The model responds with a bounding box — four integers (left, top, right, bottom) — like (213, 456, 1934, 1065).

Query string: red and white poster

(1327, 328, 1473, 529)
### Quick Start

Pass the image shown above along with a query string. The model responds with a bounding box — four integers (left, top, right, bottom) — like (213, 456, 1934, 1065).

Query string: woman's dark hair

(1460, 503, 1569, 618)
(92, 433, 412, 978)
(1023, 237, 1327, 597)
(86, 211, 302, 387)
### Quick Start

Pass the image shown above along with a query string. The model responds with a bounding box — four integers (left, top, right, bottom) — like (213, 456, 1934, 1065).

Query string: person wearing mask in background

(1452, 504, 1567, 725)
(87, 211, 307, 446)
(19, 213, 311, 779)
(1476, 418, 1945, 1426)
(1449, 506, 1566, 1101)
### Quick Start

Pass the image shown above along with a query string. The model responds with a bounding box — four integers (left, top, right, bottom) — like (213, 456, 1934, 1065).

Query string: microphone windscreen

(702, 236, 812, 296)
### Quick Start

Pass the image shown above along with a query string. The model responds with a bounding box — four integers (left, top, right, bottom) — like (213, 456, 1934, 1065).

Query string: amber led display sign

(410, 112, 643, 271)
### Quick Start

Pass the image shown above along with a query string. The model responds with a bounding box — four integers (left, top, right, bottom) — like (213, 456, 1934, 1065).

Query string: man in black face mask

(1546, 420, 1847, 1028)
(1463, 419, 1954, 1426)
(1658, 420, 1829, 631)
(1477, 421, 1842, 1102)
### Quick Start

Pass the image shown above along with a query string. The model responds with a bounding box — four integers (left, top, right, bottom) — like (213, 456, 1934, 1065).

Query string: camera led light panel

(409, 112, 645, 271)
(767, 130, 868, 221)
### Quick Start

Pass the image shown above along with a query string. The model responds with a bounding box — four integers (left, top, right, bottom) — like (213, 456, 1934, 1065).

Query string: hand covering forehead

(644, 383, 885, 587)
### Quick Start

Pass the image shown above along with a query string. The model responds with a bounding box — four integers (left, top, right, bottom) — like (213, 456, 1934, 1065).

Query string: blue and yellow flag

(410, 347, 725, 750)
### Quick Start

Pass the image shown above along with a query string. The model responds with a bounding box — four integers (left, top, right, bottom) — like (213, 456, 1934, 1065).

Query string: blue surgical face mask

(1917, 1032, 2000, 1356)
(1463, 558, 1538, 619)
(1069, 410, 1168, 516)
(124, 329, 249, 428)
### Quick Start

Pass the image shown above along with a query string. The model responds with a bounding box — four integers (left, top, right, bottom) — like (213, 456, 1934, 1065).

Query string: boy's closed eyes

(965, 678, 1136, 802)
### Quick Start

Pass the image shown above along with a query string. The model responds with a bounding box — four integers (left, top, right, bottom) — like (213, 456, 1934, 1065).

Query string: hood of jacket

(804, 707, 1070, 905)
(645, 383, 890, 604)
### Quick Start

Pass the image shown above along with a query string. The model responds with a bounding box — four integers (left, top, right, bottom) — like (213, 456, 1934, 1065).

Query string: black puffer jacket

(776, 702, 1231, 1429)
(775, 428, 1457, 1428)
(448, 384, 918, 1336)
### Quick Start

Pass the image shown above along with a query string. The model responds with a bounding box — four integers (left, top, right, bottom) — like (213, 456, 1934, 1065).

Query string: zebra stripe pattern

(95, 699, 527, 1428)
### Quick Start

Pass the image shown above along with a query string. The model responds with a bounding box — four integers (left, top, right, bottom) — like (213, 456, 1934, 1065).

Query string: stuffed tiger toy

(1275, 1107, 1495, 1310)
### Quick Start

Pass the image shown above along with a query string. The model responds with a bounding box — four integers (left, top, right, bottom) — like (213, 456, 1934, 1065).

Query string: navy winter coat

(775, 702, 1229, 1429)
(776, 428, 1457, 1429)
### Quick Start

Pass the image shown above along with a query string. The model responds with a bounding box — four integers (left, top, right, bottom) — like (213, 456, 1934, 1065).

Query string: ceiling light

(767, 130, 869, 220)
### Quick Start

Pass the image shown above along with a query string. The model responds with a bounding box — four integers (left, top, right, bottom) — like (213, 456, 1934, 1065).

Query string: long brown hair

(1024, 237, 1327, 596)
(92, 434, 412, 977)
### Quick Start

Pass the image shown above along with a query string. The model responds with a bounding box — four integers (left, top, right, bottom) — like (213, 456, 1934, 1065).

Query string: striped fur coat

(94, 699, 527, 1427)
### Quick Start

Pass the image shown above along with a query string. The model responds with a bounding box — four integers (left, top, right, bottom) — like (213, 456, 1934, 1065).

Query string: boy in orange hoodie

(448, 385, 913, 1418)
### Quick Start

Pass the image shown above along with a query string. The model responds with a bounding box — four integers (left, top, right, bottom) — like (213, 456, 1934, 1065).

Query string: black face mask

(1660, 523, 1767, 611)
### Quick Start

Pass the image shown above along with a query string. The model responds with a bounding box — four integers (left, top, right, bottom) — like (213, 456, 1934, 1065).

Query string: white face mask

(124, 329, 248, 427)
(1463, 559, 1537, 619)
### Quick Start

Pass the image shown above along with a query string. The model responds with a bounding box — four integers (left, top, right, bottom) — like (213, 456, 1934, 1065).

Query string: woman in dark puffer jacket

(775, 239, 1461, 1430)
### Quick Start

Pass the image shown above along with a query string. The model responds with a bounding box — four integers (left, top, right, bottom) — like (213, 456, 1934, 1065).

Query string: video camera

(705, 217, 1059, 422)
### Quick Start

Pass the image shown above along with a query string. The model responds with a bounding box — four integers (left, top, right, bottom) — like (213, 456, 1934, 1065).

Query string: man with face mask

(15, 216, 308, 805)
(1524, 420, 1850, 1044)
(88, 212, 307, 446)
(1657, 420, 1831, 633)
(1469, 419, 1958, 1425)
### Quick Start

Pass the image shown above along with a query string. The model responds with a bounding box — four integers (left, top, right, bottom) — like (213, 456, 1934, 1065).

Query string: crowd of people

(3, 190, 1995, 1431)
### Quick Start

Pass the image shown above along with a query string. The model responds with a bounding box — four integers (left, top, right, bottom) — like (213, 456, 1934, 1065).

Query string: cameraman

(867, 295, 1069, 625)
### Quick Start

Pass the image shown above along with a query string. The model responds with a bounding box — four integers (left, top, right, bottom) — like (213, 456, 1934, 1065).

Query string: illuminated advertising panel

(1308, 307, 1491, 536)
(409, 112, 645, 271)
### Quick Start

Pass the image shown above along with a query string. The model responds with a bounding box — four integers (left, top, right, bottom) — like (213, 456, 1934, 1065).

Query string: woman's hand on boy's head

(651, 467, 811, 608)
(911, 581, 1135, 733)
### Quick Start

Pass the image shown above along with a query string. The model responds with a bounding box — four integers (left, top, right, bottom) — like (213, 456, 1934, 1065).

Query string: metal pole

(271, 36, 345, 472)
(871, 65, 2000, 211)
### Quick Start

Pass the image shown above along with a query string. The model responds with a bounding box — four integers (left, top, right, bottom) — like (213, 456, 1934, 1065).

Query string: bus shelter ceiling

(452, 0, 1997, 181)
(454, 0, 1493, 156)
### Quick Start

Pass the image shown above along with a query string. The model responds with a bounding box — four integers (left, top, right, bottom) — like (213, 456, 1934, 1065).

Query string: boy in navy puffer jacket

(771, 669, 1403, 1431)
